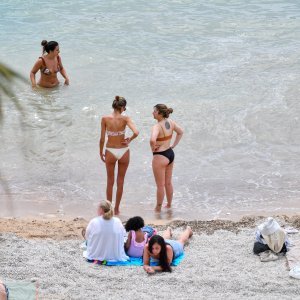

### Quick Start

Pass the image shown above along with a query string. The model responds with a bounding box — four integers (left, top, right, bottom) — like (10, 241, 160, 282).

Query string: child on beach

(125, 216, 150, 258)
(143, 226, 193, 273)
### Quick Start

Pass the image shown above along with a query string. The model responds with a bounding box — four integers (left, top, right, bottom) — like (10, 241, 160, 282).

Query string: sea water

(0, 0, 300, 221)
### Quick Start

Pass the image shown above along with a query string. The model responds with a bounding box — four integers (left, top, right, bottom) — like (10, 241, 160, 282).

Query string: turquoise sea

(0, 0, 300, 221)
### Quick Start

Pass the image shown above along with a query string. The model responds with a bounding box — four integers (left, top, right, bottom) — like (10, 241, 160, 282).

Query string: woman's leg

(177, 226, 193, 246)
(152, 155, 169, 212)
(115, 150, 130, 215)
(165, 162, 174, 208)
(105, 151, 117, 202)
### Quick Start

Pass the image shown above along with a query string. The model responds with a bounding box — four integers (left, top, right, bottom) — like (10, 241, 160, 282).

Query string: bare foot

(164, 204, 172, 209)
(154, 206, 161, 213)
(114, 208, 120, 215)
(167, 226, 173, 237)
(186, 226, 193, 237)
(155, 204, 162, 213)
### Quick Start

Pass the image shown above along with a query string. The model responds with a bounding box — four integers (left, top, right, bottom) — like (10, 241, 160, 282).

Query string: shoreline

(1, 214, 300, 240)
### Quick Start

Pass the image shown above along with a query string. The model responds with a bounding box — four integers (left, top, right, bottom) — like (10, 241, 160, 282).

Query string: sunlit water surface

(1, 0, 300, 221)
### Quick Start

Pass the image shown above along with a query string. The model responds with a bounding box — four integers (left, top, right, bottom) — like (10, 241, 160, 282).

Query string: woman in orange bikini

(30, 40, 69, 88)
(150, 104, 183, 212)
(99, 96, 139, 215)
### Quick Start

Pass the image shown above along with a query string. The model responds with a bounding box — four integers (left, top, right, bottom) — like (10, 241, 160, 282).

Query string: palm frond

(0, 63, 28, 123)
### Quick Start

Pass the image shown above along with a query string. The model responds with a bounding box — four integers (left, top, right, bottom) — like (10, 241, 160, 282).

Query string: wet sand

(1, 214, 300, 240)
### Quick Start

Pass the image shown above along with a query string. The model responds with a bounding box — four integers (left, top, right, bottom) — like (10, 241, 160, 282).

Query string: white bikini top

(107, 130, 125, 136)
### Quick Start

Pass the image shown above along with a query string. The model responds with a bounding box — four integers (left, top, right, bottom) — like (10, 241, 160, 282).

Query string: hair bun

(115, 96, 120, 101)
(41, 40, 48, 47)
(168, 107, 173, 114)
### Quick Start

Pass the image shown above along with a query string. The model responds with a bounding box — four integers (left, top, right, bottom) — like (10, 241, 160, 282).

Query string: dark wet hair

(154, 104, 173, 118)
(41, 40, 59, 54)
(112, 96, 127, 112)
(148, 235, 172, 272)
(125, 216, 145, 232)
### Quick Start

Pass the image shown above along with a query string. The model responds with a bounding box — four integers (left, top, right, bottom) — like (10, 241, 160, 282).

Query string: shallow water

(1, 0, 300, 221)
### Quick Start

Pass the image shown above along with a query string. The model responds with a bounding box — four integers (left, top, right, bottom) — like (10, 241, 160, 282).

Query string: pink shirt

(127, 230, 148, 258)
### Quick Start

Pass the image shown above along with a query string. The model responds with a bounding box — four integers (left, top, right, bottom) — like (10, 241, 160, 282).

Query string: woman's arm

(30, 59, 42, 87)
(150, 125, 160, 152)
(171, 121, 183, 149)
(122, 117, 139, 145)
(58, 57, 69, 85)
(143, 245, 155, 274)
(99, 118, 106, 162)
(149, 246, 173, 272)
(124, 231, 132, 251)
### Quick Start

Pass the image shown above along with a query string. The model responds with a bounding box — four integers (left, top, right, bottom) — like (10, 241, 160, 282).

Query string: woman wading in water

(99, 96, 139, 215)
(150, 104, 183, 212)
(30, 40, 69, 88)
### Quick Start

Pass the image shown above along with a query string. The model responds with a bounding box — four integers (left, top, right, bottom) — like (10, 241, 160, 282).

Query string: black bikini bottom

(153, 148, 175, 165)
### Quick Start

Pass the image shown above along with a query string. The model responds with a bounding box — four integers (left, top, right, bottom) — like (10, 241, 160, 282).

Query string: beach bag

(142, 226, 157, 240)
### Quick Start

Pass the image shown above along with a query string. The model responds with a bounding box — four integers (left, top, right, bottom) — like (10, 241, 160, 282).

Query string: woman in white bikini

(99, 96, 139, 215)
(30, 40, 69, 88)
(150, 104, 183, 212)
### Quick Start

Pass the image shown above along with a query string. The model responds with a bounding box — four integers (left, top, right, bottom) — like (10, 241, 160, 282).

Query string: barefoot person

(30, 40, 69, 88)
(143, 226, 193, 273)
(99, 96, 139, 215)
(150, 104, 183, 212)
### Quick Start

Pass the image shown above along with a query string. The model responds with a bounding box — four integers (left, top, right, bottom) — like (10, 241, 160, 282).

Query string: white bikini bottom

(106, 147, 129, 160)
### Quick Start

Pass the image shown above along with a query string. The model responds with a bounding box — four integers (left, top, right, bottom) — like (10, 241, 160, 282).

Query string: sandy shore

(1, 215, 300, 299)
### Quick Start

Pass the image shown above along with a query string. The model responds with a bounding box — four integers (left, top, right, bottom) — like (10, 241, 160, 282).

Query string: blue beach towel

(85, 253, 185, 266)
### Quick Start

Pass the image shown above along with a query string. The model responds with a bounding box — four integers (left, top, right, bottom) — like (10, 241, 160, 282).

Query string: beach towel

(83, 251, 184, 267)
(5, 279, 37, 300)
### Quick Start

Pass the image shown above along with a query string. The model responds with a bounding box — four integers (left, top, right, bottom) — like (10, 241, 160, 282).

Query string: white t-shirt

(86, 216, 128, 261)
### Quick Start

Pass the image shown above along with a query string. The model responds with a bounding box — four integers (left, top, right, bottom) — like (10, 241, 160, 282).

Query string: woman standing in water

(150, 104, 183, 212)
(30, 40, 69, 88)
(99, 96, 139, 215)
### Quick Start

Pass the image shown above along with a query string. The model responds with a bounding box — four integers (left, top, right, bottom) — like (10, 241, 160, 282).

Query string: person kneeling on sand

(84, 200, 128, 262)
(143, 226, 192, 274)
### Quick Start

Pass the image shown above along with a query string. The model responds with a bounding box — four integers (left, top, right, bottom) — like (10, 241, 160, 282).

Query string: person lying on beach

(0, 280, 8, 300)
(143, 226, 192, 274)
(30, 40, 69, 88)
(84, 200, 128, 262)
(124, 216, 149, 258)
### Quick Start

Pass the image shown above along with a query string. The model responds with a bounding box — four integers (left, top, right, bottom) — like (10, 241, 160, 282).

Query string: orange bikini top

(156, 123, 172, 142)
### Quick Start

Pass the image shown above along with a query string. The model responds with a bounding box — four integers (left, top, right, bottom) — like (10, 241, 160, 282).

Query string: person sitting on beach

(143, 226, 193, 273)
(125, 216, 148, 258)
(99, 96, 139, 215)
(30, 40, 69, 88)
(85, 200, 128, 262)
